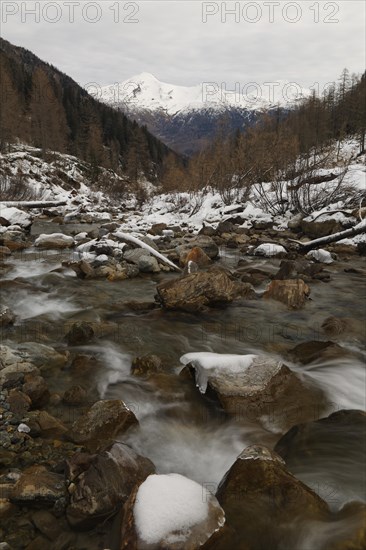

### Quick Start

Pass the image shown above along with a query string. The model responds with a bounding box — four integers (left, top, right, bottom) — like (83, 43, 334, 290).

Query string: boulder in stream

(120, 473, 225, 549)
(68, 399, 138, 450)
(216, 444, 329, 549)
(66, 442, 155, 529)
(156, 269, 255, 312)
(34, 233, 75, 249)
(263, 278, 310, 309)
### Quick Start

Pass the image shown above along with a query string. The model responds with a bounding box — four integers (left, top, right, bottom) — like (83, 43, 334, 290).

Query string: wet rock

(274, 259, 323, 281)
(253, 243, 287, 257)
(238, 267, 272, 286)
(120, 301, 157, 312)
(149, 223, 167, 236)
(328, 501, 366, 550)
(34, 233, 74, 249)
(22, 374, 50, 408)
(0, 245, 11, 260)
(263, 279, 310, 309)
(62, 385, 88, 406)
(11, 465, 66, 503)
(65, 260, 95, 279)
(321, 316, 366, 341)
(199, 223, 216, 237)
(27, 410, 67, 438)
(287, 340, 350, 364)
(179, 246, 212, 268)
(137, 254, 160, 273)
(288, 213, 304, 231)
(124, 248, 153, 266)
(0, 230, 29, 251)
(65, 322, 95, 346)
(301, 217, 345, 238)
(182, 354, 325, 431)
(120, 473, 225, 550)
(189, 235, 219, 259)
(66, 442, 155, 529)
(156, 269, 255, 313)
(9, 342, 67, 371)
(68, 399, 138, 449)
(216, 220, 235, 235)
(7, 389, 31, 416)
(0, 305, 15, 327)
(31, 510, 62, 540)
(275, 410, 366, 506)
(131, 355, 164, 376)
(216, 444, 329, 549)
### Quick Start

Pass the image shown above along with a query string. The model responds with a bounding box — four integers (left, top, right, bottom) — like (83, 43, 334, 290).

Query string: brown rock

(288, 340, 350, 364)
(263, 279, 310, 309)
(68, 399, 138, 449)
(0, 305, 15, 327)
(131, 355, 164, 376)
(8, 389, 31, 416)
(216, 444, 329, 549)
(22, 374, 50, 408)
(11, 465, 65, 503)
(27, 410, 67, 438)
(180, 246, 211, 268)
(66, 442, 155, 529)
(63, 385, 88, 406)
(0, 245, 11, 260)
(149, 223, 167, 235)
(156, 269, 255, 312)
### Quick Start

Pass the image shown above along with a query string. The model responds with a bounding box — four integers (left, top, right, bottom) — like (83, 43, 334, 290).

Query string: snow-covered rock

(306, 249, 334, 264)
(35, 233, 74, 249)
(0, 207, 32, 228)
(126, 473, 225, 548)
(254, 243, 287, 257)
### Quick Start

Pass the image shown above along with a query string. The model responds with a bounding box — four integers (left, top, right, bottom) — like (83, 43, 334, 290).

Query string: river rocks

(68, 399, 138, 449)
(179, 246, 211, 268)
(120, 473, 225, 550)
(177, 236, 219, 260)
(27, 411, 67, 438)
(35, 233, 74, 249)
(138, 254, 160, 273)
(66, 443, 155, 529)
(216, 444, 329, 549)
(263, 279, 310, 309)
(180, 353, 325, 431)
(0, 305, 15, 327)
(274, 259, 323, 281)
(11, 465, 66, 503)
(65, 259, 95, 279)
(306, 248, 334, 264)
(288, 213, 304, 231)
(156, 269, 255, 313)
(131, 355, 164, 376)
(275, 410, 366, 508)
(149, 223, 167, 236)
(10, 342, 67, 371)
(0, 230, 29, 250)
(253, 243, 287, 257)
(321, 316, 366, 341)
(0, 245, 11, 260)
(22, 374, 50, 408)
(7, 389, 31, 416)
(65, 322, 95, 346)
(287, 340, 350, 364)
(62, 385, 88, 406)
(301, 216, 344, 238)
(30, 510, 63, 541)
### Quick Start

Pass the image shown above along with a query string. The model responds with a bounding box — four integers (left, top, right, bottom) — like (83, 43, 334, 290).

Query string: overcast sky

(1, 0, 365, 91)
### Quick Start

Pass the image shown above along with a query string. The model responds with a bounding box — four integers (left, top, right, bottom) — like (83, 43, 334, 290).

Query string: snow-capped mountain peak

(100, 73, 311, 115)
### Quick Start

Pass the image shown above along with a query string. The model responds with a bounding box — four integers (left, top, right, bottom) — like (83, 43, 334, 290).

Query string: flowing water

(1, 242, 365, 548)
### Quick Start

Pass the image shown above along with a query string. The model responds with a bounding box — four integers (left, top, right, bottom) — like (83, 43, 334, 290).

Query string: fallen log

(289, 219, 366, 252)
(0, 200, 67, 208)
(115, 231, 182, 272)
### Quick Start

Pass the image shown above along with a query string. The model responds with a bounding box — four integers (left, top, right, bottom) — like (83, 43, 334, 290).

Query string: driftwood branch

(289, 219, 366, 252)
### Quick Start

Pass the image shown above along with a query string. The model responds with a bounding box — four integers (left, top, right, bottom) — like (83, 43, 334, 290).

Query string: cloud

(1, 0, 365, 89)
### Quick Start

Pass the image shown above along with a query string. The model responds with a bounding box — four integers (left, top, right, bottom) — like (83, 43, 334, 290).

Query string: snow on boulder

(179, 352, 327, 432)
(121, 473, 225, 549)
(0, 207, 32, 228)
(254, 243, 287, 257)
(306, 249, 334, 264)
(35, 233, 74, 249)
